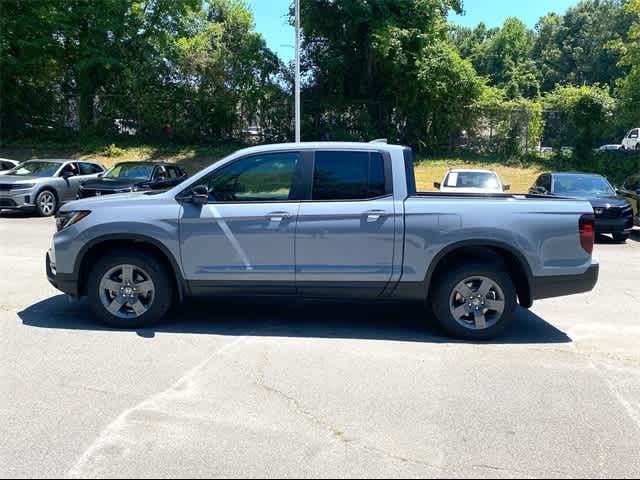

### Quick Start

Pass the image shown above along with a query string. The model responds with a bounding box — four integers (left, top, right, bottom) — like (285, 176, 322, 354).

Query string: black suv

(530, 172, 634, 242)
(78, 162, 187, 198)
(618, 173, 640, 227)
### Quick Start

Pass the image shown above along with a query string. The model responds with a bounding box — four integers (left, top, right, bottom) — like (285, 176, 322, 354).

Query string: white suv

(621, 128, 640, 151)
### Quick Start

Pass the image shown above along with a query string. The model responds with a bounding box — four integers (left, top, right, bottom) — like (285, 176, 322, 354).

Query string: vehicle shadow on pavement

(19, 295, 571, 345)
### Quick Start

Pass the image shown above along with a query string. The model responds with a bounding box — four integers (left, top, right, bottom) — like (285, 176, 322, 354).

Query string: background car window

(167, 166, 182, 179)
(105, 164, 154, 180)
(153, 166, 168, 181)
(629, 129, 639, 138)
(312, 151, 386, 200)
(79, 162, 102, 175)
(540, 175, 552, 191)
(204, 152, 299, 202)
(8, 161, 59, 177)
(59, 163, 78, 176)
(553, 175, 614, 196)
(444, 171, 500, 190)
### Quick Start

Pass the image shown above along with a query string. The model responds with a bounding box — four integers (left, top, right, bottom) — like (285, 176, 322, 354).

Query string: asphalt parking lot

(1, 212, 639, 479)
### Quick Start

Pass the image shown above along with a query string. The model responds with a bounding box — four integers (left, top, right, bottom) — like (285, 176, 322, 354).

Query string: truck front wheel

(431, 262, 517, 340)
(87, 250, 174, 329)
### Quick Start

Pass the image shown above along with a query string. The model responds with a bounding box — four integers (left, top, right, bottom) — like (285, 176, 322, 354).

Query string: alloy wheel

(38, 192, 56, 216)
(449, 276, 506, 330)
(98, 264, 155, 319)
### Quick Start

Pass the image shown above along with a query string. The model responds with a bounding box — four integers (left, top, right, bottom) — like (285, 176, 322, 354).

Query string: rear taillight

(579, 214, 595, 254)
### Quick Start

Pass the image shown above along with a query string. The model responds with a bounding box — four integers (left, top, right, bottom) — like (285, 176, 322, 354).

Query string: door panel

(295, 197, 396, 290)
(295, 150, 396, 297)
(180, 202, 299, 287)
(178, 150, 303, 293)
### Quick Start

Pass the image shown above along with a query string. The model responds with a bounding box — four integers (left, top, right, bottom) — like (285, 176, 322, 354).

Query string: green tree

(475, 17, 540, 99)
(614, 0, 640, 127)
(545, 85, 617, 160)
(533, 0, 631, 92)
(297, 0, 480, 146)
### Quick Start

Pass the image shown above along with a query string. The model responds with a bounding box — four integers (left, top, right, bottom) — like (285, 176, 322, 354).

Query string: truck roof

(231, 142, 408, 157)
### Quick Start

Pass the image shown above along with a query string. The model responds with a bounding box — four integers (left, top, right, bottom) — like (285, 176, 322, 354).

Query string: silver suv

(0, 159, 104, 216)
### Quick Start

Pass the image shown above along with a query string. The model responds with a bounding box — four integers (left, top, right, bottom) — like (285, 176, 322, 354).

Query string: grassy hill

(1, 140, 635, 193)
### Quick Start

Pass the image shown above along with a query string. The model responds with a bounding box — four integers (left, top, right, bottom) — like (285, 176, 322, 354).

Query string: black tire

(87, 250, 175, 329)
(35, 189, 57, 217)
(613, 233, 630, 243)
(431, 262, 517, 340)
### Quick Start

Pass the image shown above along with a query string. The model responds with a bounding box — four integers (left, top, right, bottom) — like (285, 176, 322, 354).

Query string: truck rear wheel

(87, 250, 174, 329)
(432, 262, 517, 340)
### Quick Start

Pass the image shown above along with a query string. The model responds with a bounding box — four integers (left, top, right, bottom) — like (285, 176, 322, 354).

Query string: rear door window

(312, 151, 387, 201)
(79, 162, 103, 175)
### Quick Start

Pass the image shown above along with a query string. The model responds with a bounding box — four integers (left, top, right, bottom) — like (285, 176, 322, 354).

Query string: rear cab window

(312, 151, 388, 201)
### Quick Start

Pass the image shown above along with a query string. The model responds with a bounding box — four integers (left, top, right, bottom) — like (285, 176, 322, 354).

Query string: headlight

(56, 210, 91, 232)
(12, 183, 35, 190)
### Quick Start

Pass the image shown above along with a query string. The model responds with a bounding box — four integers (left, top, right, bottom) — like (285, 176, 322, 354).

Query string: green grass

(0, 139, 241, 175)
(2, 139, 637, 193)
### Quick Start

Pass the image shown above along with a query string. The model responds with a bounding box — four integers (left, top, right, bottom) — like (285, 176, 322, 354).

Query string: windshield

(444, 171, 501, 190)
(7, 161, 60, 177)
(105, 164, 154, 180)
(553, 175, 615, 196)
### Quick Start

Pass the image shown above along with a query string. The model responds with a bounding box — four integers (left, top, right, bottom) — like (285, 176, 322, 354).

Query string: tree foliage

(0, 0, 639, 155)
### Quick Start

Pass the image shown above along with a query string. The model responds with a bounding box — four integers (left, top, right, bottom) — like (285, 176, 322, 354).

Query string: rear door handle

(266, 211, 290, 222)
(365, 210, 386, 222)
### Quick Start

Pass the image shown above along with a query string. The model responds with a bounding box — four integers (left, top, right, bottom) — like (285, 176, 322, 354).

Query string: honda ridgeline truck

(47, 142, 599, 339)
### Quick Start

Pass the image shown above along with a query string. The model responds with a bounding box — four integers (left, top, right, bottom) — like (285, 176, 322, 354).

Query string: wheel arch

(74, 234, 186, 301)
(425, 240, 534, 308)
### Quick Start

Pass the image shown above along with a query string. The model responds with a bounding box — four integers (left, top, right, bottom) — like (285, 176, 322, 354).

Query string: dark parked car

(617, 173, 640, 227)
(530, 172, 634, 242)
(78, 162, 187, 198)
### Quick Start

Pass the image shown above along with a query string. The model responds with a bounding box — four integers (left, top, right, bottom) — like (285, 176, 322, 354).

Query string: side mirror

(97, 173, 104, 178)
(537, 186, 548, 194)
(434, 182, 441, 190)
(61, 171, 74, 180)
(190, 185, 209, 205)
(503, 184, 511, 191)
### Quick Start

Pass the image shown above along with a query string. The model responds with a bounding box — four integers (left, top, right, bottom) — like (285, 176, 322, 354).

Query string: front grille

(0, 198, 17, 207)
(79, 189, 114, 198)
(595, 206, 632, 219)
(0, 184, 14, 192)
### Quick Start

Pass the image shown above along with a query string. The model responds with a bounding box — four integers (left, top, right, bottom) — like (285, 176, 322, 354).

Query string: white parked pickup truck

(621, 128, 640, 151)
(434, 169, 510, 194)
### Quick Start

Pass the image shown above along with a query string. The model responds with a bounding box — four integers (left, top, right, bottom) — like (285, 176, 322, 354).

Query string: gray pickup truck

(47, 142, 599, 339)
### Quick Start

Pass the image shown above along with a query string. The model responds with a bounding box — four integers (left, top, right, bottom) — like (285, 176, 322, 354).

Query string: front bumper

(532, 263, 599, 301)
(594, 216, 634, 234)
(0, 189, 36, 209)
(46, 250, 79, 298)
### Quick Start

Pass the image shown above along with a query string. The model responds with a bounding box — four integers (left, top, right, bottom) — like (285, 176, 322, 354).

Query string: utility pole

(295, 0, 301, 143)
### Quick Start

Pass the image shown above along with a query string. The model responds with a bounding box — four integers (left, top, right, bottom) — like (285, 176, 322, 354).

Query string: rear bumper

(46, 250, 79, 298)
(532, 263, 599, 301)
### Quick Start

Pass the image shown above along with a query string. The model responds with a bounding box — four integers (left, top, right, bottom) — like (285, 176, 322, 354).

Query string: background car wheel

(432, 262, 517, 340)
(87, 250, 174, 329)
(35, 190, 57, 216)
(613, 233, 630, 243)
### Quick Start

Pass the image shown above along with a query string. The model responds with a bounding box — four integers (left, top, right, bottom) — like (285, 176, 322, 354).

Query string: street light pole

(295, 0, 301, 143)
